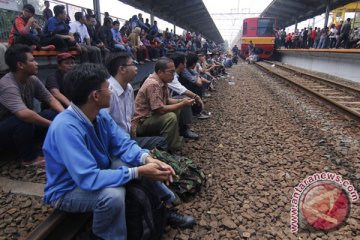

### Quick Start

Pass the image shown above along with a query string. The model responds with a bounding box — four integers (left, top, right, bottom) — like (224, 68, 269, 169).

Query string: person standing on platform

(336, 18, 352, 49)
(43, 1, 53, 22)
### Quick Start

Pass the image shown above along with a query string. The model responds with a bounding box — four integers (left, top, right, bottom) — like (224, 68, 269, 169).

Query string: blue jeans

(318, 37, 328, 49)
(0, 109, 57, 162)
(114, 44, 132, 55)
(52, 160, 174, 240)
(54, 187, 126, 240)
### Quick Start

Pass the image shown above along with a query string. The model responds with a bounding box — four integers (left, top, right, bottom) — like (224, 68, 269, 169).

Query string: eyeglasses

(96, 85, 113, 92)
(121, 62, 136, 67)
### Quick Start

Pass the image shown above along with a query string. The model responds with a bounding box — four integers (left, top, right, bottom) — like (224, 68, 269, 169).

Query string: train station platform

(275, 49, 360, 82)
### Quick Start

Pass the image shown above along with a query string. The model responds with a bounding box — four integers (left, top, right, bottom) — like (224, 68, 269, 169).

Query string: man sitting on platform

(43, 63, 194, 240)
(42, 5, 78, 52)
(106, 52, 168, 150)
(44, 53, 76, 108)
(132, 57, 199, 152)
(69, 12, 102, 63)
(168, 52, 209, 120)
(179, 52, 211, 99)
(8, 4, 55, 51)
(0, 44, 64, 166)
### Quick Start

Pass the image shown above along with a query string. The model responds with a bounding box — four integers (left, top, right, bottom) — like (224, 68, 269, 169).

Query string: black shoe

(167, 210, 196, 229)
(181, 129, 199, 140)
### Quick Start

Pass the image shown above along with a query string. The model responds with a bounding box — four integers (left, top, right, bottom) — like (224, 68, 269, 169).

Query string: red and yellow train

(239, 17, 276, 59)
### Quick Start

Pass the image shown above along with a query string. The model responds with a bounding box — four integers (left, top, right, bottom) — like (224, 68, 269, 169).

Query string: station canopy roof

(260, 0, 359, 29)
(118, 0, 224, 43)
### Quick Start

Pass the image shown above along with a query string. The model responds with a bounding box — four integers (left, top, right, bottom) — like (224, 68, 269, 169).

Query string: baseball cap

(57, 53, 75, 63)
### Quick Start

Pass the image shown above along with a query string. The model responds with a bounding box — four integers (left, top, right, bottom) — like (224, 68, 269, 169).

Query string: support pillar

(173, 23, 176, 35)
(150, 12, 154, 25)
(93, 0, 101, 21)
(294, 19, 298, 32)
(324, 0, 331, 28)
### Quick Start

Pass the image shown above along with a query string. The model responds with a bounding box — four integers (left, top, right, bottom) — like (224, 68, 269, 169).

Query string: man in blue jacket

(43, 63, 176, 240)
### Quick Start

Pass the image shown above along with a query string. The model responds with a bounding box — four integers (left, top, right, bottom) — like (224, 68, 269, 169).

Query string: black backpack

(125, 178, 168, 240)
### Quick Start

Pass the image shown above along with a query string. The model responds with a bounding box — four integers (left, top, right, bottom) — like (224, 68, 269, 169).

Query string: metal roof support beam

(268, 11, 295, 19)
(166, 1, 199, 13)
(117, 0, 223, 43)
(267, 5, 301, 16)
(279, 1, 308, 10)
(324, 0, 331, 28)
(175, 8, 206, 19)
(294, 19, 298, 32)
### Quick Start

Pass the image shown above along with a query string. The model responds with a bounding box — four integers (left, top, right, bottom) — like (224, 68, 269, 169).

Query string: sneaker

(167, 210, 196, 229)
(133, 60, 139, 64)
(144, 58, 151, 62)
(196, 112, 210, 120)
(151, 58, 158, 62)
(21, 156, 45, 167)
(203, 93, 211, 98)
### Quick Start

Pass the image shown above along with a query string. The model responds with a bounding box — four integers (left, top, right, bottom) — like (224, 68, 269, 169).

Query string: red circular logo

(300, 181, 350, 231)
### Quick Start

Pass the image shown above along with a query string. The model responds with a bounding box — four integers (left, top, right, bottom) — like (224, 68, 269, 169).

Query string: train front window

(243, 22, 248, 35)
(257, 18, 274, 36)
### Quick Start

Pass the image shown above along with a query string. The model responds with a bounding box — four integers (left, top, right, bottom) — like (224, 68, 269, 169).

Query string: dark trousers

(146, 46, 158, 59)
(41, 35, 77, 52)
(0, 109, 58, 162)
(336, 33, 350, 48)
(330, 38, 337, 48)
(133, 136, 168, 151)
(14, 34, 41, 49)
(79, 44, 102, 64)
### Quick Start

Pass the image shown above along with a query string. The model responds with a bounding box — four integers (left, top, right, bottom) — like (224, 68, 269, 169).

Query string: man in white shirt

(105, 52, 197, 229)
(106, 52, 168, 150)
(168, 52, 209, 120)
(69, 12, 101, 63)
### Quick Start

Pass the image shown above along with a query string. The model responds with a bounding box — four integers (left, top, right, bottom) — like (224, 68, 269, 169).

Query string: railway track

(255, 60, 360, 121)
(25, 211, 91, 240)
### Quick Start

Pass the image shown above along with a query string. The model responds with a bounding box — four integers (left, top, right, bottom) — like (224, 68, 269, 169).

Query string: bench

(32, 50, 81, 66)
(32, 50, 80, 57)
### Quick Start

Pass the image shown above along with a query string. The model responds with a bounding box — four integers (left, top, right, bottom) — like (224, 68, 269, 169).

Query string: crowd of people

(276, 18, 360, 49)
(3, 2, 222, 65)
(0, 3, 235, 240)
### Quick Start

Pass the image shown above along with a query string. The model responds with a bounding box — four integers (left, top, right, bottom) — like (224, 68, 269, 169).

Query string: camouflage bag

(151, 149, 206, 199)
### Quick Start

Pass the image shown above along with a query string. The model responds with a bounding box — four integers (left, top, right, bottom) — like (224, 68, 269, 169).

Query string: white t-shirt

(168, 73, 187, 97)
(69, 21, 90, 44)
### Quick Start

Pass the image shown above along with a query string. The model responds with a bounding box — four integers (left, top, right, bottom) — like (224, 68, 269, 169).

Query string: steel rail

(26, 210, 91, 240)
(255, 62, 360, 120)
(262, 60, 360, 97)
